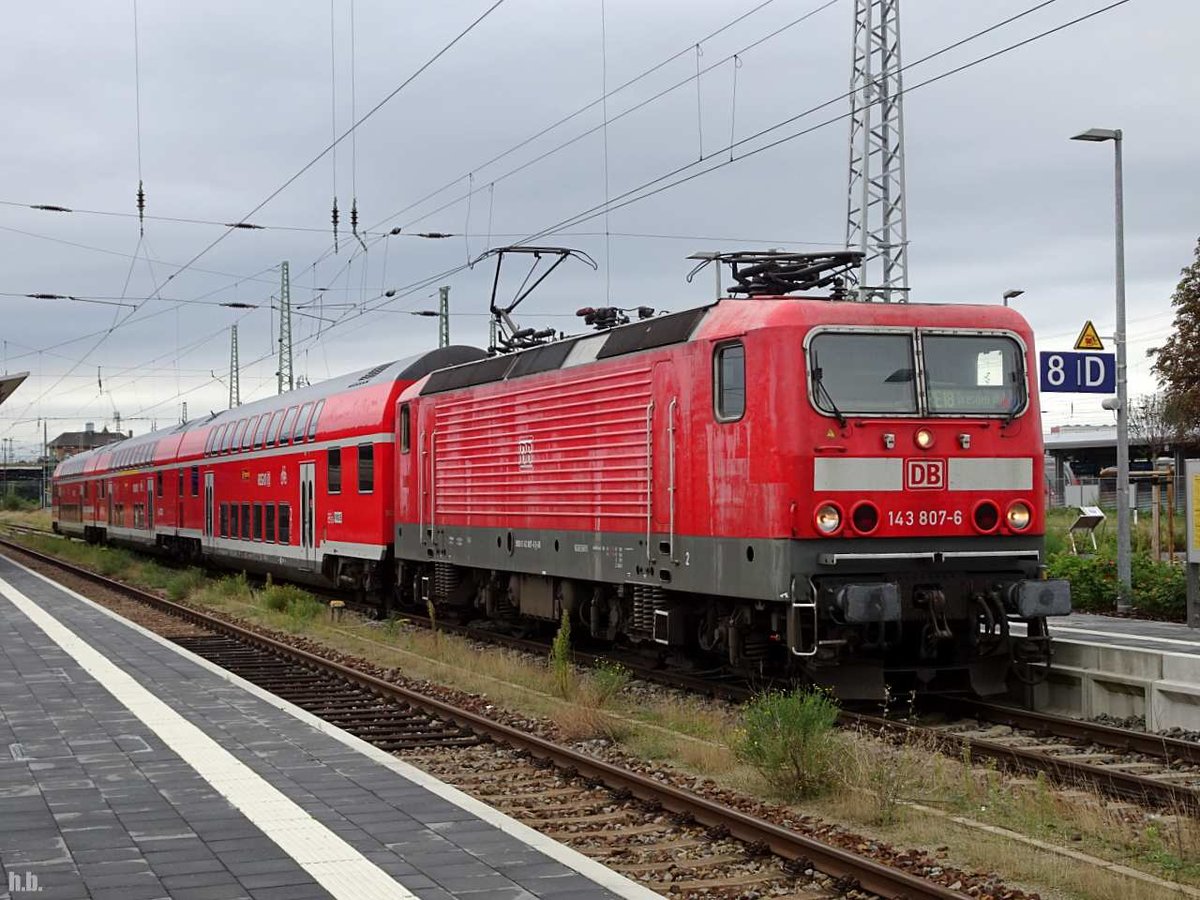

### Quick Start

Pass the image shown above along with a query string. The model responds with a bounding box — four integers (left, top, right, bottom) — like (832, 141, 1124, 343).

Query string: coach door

(299, 461, 316, 568)
(146, 477, 155, 531)
(203, 472, 214, 549)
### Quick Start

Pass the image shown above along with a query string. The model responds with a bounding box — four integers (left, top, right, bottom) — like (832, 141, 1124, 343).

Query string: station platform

(1028, 612, 1200, 730)
(0, 554, 660, 900)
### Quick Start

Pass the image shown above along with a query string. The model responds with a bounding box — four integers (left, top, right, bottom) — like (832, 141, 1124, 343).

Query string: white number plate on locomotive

(886, 509, 964, 527)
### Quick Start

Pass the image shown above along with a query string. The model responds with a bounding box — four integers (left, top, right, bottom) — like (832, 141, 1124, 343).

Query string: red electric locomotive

(393, 251, 1070, 698)
(53, 347, 483, 592)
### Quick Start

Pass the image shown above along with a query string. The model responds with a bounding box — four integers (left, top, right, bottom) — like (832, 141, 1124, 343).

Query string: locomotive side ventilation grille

(630, 584, 666, 635)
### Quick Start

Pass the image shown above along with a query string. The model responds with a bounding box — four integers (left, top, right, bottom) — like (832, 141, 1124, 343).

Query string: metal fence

(1048, 474, 1188, 514)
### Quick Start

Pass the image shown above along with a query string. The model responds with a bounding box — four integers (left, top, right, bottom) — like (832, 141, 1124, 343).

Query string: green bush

(588, 661, 630, 706)
(732, 689, 842, 800)
(165, 568, 207, 602)
(1046, 551, 1186, 620)
(549, 608, 574, 698)
(260, 582, 317, 616)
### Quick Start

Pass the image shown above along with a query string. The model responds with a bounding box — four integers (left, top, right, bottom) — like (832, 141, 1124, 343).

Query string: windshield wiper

(810, 354, 847, 428)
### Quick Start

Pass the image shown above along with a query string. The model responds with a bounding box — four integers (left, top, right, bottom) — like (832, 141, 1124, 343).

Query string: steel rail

(942, 698, 1200, 767)
(0, 538, 968, 900)
(344, 604, 1200, 813)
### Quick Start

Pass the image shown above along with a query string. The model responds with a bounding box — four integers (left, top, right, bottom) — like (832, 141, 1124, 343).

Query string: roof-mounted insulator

(389, 227, 402, 236)
(136, 180, 146, 236)
(331, 197, 340, 254)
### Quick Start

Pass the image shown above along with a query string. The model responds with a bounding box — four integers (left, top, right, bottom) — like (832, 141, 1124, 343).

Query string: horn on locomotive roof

(472, 245, 597, 354)
(686, 250, 872, 300)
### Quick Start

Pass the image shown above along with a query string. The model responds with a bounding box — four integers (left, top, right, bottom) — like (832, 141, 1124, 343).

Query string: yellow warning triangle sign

(1074, 320, 1105, 351)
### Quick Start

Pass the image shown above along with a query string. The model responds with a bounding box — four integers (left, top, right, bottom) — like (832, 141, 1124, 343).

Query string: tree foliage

(1128, 392, 1177, 461)
(1149, 237, 1200, 433)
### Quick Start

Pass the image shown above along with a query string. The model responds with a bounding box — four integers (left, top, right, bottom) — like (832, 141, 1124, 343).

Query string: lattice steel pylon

(229, 325, 240, 408)
(277, 261, 293, 394)
(845, 0, 909, 302)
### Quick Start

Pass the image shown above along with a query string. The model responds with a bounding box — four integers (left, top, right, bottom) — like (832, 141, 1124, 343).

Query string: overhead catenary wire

(292, 0, 1134, 357)
(19, 0, 1138, 437)
(368, 0, 790, 233)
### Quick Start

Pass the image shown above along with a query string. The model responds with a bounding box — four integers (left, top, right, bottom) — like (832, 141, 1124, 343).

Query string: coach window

(328, 447, 342, 494)
(265, 504, 276, 542)
(293, 402, 315, 444)
(156, 471, 163, 495)
(204, 429, 216, 456)
(252, 414, 271, 449)
(357, 443, 374, 493)
(253, 503, 263, 541)
(241, 503, 251, 539)
(191, 466, 200, 497)
(400, 405, 411, 453)
(306, 400, 324, 442)
(222, 421, 239, 453)
(266, 411, 283, 447)
(241, 416, 259, 451)
(219, 503, 229, 538)
(714, 342, 746, 421)
(278, 504, 291, 544)
(279, 406, 299, 445)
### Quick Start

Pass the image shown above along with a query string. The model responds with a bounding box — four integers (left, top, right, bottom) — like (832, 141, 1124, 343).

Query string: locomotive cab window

(357, 443, 374, 493)
(714, 342, 745, 421)
(808, 331, 918, 415)
(921, 333, 1025, 416)
(327, 447, 341, 494)
(400, 405, 411, 453)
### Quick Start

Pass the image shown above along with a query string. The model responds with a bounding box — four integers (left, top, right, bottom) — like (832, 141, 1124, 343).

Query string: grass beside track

(2, 517, 1197, 899)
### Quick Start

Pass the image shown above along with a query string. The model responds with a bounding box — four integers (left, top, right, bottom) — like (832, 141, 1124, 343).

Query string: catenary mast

(845, 0, 909, 302)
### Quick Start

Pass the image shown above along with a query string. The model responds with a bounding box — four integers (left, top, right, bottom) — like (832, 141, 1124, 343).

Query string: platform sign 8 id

(1038, 351, 1116, 394)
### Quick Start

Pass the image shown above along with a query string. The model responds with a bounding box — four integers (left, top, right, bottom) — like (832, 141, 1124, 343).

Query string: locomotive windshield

(809, 332, 918, 414)
(808, 330, 1026, 417)
(922, 334, 1025, 415)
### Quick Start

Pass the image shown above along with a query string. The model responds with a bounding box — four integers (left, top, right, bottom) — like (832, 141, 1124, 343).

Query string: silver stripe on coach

(948, 457, 1032, 491)
(814, 457, 1033, 492)
(813, 458, 903, 491)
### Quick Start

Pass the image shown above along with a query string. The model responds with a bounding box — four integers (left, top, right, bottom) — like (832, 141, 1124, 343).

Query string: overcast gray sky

(1, 0, 1196, 456)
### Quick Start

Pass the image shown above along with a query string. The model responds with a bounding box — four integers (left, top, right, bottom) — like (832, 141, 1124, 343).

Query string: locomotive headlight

(1006, 501, 1032, 531)
(914, 428, 935, 450)
(814, 503, 842, 535)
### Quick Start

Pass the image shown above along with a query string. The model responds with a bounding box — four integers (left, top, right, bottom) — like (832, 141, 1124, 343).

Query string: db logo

(905, 458, 946, 490)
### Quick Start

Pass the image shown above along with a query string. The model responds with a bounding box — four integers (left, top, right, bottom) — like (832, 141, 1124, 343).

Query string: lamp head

(1071, 128, 1121, 143)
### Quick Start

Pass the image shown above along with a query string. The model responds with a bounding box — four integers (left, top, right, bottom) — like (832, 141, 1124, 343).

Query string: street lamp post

(1002, 289, 1024, 307)
(1072, 127, 1130, 612)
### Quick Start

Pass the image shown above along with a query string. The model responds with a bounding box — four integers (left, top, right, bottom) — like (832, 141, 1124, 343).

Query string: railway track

(0, 536, 1008, 900)
(380, 606, 1200, 815)
(5, 527, 1197, 816)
